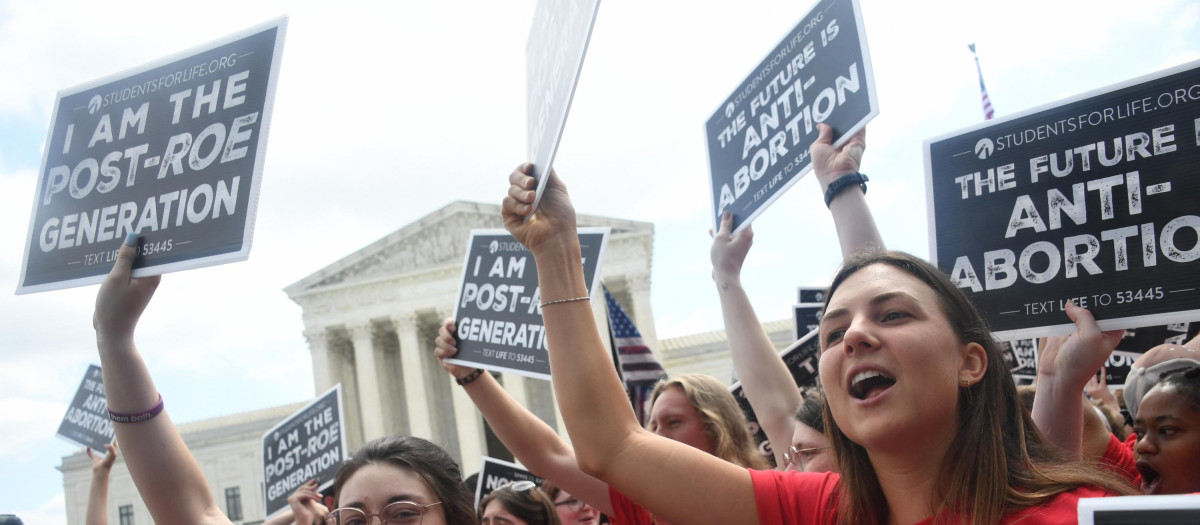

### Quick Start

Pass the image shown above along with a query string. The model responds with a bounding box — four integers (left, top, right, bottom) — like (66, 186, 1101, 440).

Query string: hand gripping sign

(706, 0, 878, 234)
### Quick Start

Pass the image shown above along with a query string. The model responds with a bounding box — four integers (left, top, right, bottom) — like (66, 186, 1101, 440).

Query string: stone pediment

(284, 200, 652, 299)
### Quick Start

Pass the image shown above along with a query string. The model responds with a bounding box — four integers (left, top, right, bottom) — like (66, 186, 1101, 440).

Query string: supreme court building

(58, 201, 792, 524)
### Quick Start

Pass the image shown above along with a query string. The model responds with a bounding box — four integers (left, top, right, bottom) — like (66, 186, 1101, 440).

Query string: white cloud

(6, 493, 67, 525)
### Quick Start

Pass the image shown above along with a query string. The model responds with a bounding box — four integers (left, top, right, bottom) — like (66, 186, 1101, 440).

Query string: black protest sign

(797, 286, 829, 304)
(448, 228, 609, 380)
(262, 384, 345, 519)
(793, 303, 822, 340)
(730, 330, 822, 465)
(18, 18, 287, 294)
(1077, 494, 1200, 525)
(474, 457, 546, 512)
(926, 60, 1200, 340)
(1102, 320, 1200, 388)
(706, 0, 877, 233)
(56, 365, 114, 451)
(998, 339, 1038, 385)
(525, 0, 601, 213)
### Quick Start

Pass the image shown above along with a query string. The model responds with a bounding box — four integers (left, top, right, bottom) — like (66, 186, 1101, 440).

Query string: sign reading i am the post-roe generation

(706, 0, 877, 233)
(18, 17, 287, 294)
(926, 60, 1200, 340)
(448, 228, 609, 380)
(525, 0, 601, 214)
(262, 384, 345, 519)
(56, 364, 114, 451)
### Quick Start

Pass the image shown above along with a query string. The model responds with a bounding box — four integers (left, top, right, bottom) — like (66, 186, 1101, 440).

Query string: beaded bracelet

(540, 296, 590, 308)
(456, 369, 485, 386)
(108, 393, 164, 423)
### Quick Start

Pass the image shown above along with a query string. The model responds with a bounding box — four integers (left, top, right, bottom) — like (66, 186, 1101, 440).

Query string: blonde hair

(648, 374, 768, 469)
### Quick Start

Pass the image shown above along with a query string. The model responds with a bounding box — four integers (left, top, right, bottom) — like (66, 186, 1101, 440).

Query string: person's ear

(960, 342, 987, 387)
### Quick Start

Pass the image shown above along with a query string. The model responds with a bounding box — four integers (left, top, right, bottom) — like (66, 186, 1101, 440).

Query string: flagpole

(969, 43, 995, 120)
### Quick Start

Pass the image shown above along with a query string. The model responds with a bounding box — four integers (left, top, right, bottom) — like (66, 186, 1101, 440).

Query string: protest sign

(448, 228, 609, 380)
(793, 303, 822, 340)
(706, 0, 877, 233)
(18, 17, 287, 294)
(474, 456, 546, 511)
(1078, 494, 1200, 525)
(797, 286, 829, 304)
(262, 384, 345, 519)
(926, 60, 1200, 340)
(998, 338, 1038, 385)
(56, 365, 114, 451)
(730, 329, 822, 464)
(1101, 320, 1200, 388)
(525, 0, 601, 213)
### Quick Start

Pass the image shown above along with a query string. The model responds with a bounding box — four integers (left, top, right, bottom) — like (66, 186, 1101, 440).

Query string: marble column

(395, 314, 433, 439)
(628, 274, 660, 352)
(444, 311, 485, 473)
(349, 322, 386, 441)
(304, 328, 338, 393)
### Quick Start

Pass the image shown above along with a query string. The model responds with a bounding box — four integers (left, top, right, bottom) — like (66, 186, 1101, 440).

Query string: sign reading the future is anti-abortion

(448, 228, 609, 380)
(56, 365, 114, 451)
(926, 60, 1200, 340)
(262, 384, 345, 519)
(525, 0, 601, 213)
(18, 18, 287, 294)
(706, 0, 877, 233)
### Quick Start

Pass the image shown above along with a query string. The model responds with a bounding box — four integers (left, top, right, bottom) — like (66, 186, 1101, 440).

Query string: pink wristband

(108, 393, 164, 423)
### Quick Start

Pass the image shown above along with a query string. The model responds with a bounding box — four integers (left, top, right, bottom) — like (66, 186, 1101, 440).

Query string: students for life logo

(974, 137, 995, 160)
(87, 94, 103, 114)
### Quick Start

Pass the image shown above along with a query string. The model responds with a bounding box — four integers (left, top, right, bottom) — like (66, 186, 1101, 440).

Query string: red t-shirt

(1100, 433, 1140, 485)
(750, 468, 1114, 524)
(609, 485, 671, 525)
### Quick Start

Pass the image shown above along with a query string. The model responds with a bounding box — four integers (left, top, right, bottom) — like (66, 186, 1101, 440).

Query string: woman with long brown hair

(499, 160, 1133, 524)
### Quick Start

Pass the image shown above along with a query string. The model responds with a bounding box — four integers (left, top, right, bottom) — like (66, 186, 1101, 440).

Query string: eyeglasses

(495, 480, 537, 492)
(325, 501, 442, 525)
(554, 497, 590, 512)
(782, 445, 831, 471)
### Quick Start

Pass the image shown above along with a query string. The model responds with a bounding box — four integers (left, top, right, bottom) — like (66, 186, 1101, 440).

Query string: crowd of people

(62, 122, 1200, 525)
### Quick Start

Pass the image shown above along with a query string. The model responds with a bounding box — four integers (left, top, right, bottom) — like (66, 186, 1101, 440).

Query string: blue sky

(1, 0, 1197, 522)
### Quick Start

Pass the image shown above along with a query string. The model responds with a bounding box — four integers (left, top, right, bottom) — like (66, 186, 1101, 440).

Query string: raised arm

(711, 215, 798, 468)
(433, 318, 613, 514)
(503, 165, 756, 525)
(85, 443, 118, 525)
(810, 123, 880, 257)
(93, 235, 231, 525)
(1031, 302, 1124, 460)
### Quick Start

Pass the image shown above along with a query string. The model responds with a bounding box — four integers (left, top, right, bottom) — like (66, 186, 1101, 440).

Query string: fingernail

(723, 210, 731, 220)
(525, 190, 534, 200)
(124, 232, 138, 246)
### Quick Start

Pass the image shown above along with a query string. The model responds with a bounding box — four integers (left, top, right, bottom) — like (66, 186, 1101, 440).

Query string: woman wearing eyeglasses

(91, 239, 478, 525)
(479, 481, 561, 525)
(539, 480, 600, 525)
(326, 435, 477, 525)
(710, 124, 871, 474)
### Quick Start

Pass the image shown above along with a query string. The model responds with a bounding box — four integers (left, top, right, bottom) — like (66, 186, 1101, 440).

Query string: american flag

(604, 286, 666, 426)
(969, 43, 994, 120)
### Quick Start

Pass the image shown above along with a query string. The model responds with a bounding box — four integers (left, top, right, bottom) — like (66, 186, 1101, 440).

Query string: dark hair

(479, 485, 562, 525)
(539, 478, 563, 502)
(333, 435, 477, 525)
(1154, 366, 1200, 411)
(820, 250, 1133, 525)
(795, 387, 825, 434)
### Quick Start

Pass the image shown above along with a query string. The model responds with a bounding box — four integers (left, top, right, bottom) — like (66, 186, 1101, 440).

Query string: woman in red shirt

(500, 161, 1133, 524)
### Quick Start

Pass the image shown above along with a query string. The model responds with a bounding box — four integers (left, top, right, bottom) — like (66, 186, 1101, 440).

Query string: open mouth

(849, 370, 896, 400)
(1137, 461, 1162, 494)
